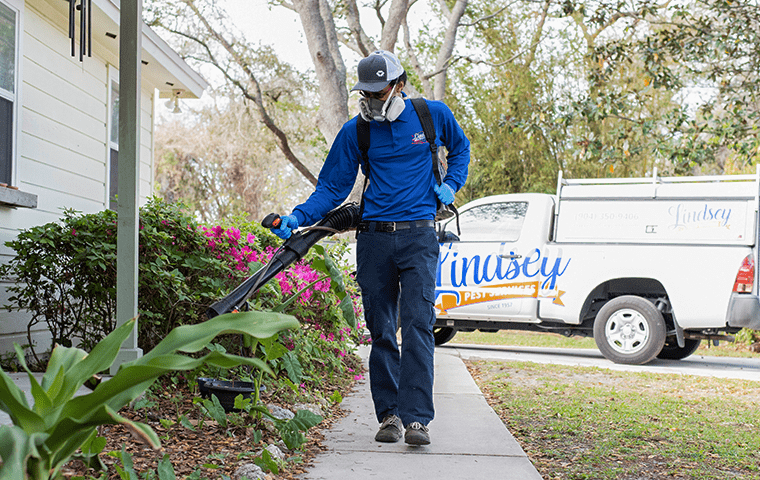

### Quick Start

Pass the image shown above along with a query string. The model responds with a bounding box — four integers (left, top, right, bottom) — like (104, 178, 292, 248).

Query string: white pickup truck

(434, 170, 760, 364)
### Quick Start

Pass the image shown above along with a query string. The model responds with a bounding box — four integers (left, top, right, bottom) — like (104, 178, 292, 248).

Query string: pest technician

(270, 50, 470, 445)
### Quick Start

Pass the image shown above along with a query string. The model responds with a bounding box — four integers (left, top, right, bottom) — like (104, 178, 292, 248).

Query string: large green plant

(0, 311, 299, 480)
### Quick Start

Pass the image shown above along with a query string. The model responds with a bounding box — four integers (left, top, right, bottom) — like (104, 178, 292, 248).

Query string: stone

(264, 444, 286, 462)
(233, 463, 266, 480)
(266, 404, 294, 420)
(293, 402, 323, 417)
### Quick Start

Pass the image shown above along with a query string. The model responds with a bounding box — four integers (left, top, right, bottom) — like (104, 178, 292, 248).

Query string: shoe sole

(404, 434, 430, 445)
(375, 434, 402, 443)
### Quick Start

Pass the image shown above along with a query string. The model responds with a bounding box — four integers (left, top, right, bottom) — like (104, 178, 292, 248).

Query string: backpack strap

(356, 116, 371, 235)
(410, 98, 460, 235)
(410, 98, 444, 186)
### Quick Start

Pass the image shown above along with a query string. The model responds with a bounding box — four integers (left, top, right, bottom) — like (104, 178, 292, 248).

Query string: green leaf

(339, 294, 357, 330)
(0, 367, 45, 433)
(281, 352, 303, 385)
(202, 395, 228, 428)
(114, 445, 139, 480)
(233, 395, 252, 412)
(253, 449, 279, 474)
(70, 430, 107, 471)
(157, 454, 176, 480)
(289, 409, 322, 432)
(279, 427, 306, 451)
(179, 415, 196, 431)
(0, 425, 45, 480)
(140, 312, 298, 359)
(320, 249, 345, 292)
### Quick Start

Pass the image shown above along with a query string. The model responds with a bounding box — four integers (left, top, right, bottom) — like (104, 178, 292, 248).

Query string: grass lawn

(468, 360, 760, 479)
(458, 329, 760, 478)
(450, 330, 760, 358)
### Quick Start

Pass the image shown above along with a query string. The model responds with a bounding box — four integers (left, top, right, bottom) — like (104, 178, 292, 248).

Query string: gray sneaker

(375, 414, 403, 443)
(404, 422, 430, 445)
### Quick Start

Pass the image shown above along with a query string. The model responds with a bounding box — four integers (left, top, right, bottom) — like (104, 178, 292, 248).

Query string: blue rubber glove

(271, 214, 299, 239)
(433, 182, 456, 205)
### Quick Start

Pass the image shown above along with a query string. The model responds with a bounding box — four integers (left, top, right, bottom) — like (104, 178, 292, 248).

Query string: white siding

(0, 0, 156, 355)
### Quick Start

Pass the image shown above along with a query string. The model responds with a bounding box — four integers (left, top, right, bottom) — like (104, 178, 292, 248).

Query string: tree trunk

(293, 0, 349, 145)
(433, 0, 468, 100)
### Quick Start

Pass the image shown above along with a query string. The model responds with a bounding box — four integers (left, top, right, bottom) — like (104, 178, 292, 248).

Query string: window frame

(443, 201, 529, 243)
(106, 65, 119, 209)
(0, 0, 23, 187)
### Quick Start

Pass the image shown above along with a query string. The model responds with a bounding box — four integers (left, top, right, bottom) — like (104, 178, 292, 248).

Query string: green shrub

(0, 198, 364, 376)
(0, 199, 238, 359)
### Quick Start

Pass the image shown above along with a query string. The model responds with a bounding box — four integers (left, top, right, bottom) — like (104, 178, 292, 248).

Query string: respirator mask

(359, 84, 405, 122)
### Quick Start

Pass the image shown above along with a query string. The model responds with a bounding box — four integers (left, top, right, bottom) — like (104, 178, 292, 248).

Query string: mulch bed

(62, 375, 360, 480)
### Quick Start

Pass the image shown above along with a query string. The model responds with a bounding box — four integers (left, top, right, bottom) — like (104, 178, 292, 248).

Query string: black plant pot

(197, 377, 263, 413)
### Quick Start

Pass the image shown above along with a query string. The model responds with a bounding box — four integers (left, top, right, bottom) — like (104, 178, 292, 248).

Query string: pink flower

(246, 233, 256, 244)
(71, 229, 77, 236)
(226, 227, 241, 245)
(354, 374, 364, 381)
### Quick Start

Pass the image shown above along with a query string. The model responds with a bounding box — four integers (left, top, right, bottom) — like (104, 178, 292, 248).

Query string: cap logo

(376, 70, 385, 77)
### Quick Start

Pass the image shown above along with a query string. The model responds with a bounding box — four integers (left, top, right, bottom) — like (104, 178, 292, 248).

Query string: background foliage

(149, 0, 760, 215)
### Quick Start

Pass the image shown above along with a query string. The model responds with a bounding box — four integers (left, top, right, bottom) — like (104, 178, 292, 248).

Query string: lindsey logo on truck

(435, 246, 571, 313)
(668, 203, 732, 229)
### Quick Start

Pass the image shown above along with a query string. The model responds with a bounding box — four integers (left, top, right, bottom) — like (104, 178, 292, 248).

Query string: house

(0, 0, 208, 354)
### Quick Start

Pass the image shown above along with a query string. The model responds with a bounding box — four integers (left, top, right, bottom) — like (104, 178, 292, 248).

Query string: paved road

(439, 343, 760, 382)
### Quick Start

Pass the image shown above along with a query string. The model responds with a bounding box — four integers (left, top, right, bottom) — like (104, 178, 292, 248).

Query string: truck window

(445, 201, 528, 242)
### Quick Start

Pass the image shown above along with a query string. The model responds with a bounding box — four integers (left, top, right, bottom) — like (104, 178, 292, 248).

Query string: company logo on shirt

(412, 131, 426, 144)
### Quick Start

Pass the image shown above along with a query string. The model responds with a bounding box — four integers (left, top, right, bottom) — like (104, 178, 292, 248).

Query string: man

(270, 50, 470, 445)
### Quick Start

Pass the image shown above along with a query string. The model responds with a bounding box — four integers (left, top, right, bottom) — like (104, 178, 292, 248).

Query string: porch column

(112, 0, 143, 374)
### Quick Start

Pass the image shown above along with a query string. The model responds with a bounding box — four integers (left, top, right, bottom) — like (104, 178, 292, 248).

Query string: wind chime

(67, 0, 91, 61)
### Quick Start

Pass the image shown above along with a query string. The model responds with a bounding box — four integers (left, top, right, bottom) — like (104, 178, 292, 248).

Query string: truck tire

(593, 296, 666, 365)
(434, 326, 457, 345)
(656, 338, 701, 360)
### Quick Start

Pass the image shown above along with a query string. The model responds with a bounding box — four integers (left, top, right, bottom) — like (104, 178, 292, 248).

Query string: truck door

(436, 199, 543, 323)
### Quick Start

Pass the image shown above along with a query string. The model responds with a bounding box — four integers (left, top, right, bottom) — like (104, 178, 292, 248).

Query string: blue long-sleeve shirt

(292, 98, 470, 226)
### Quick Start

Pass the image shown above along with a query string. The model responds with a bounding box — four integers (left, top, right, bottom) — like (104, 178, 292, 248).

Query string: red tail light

(733, 254, 755, 293)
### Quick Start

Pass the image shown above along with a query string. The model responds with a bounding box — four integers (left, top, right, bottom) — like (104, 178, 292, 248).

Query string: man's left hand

(433, 183, 455, 205)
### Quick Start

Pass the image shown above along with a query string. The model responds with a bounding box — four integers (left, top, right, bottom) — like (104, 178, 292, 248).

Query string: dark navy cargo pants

(356, 223, 439, 426)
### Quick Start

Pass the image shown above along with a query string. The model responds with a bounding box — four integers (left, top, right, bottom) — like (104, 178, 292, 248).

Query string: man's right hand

(271, 214, 299, 239)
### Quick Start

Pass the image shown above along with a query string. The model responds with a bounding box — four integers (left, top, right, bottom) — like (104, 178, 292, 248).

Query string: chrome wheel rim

(604, 308, 650, 355)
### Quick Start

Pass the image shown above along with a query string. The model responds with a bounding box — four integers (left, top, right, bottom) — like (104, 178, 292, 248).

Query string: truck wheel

(593, 296, 666, 365)
(434, 326, 457, 345)
(656, 338, 701, 360)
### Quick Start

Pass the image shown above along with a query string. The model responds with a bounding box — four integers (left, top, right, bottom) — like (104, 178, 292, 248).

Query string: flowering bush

(0, 198, 365, 372)
(199, 220, 367, 391)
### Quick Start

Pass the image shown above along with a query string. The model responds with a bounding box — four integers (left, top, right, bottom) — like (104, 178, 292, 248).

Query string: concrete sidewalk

(301, 346, 543, 479)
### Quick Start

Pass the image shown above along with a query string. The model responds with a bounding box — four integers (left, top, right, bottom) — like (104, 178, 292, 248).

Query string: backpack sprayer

(206, 203, 361, 319)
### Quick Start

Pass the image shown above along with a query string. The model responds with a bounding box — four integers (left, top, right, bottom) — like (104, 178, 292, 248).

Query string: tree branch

(344, 0, 376, 56)
(380, 0, 409, 51)
(458, 3, 511, 27)
(180, 0, 318, 185)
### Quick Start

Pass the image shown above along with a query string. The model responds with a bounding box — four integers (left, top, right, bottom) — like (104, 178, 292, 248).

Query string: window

(0, 0, 18, 185)
(444, 201, 528, 242)
(107, 68, 119, 210)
